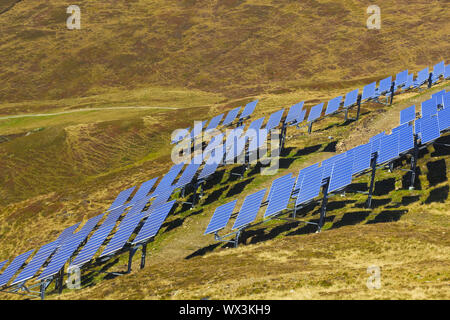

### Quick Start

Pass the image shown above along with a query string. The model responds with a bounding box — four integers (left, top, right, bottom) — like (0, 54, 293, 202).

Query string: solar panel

(109, 186, 136, 211)
(232, 189, 266, 230)
(285, 102, 304, 124)
(204, 133, 224, 158)
(171, 128, 190, 144)
(421, 98, 437, 117)
(0, 260, 8, 273)
(328, 155, 354, 193)
(370, 131, 385, 155)
(392, 123, 408, 134)
(307, 103, 324, 122)
(414, 118, 422, 136)
(432, 90, 446, 102)
(432, 61, 445, 81)
(321, 153, 348, 179)
(10, 240, 59, 285)
(265, 109, 284, 132)
(445, 65, 450, 79)
(152, 163, 184, 196)
(378, 77, 392, 95)
(175, 162, 200, 189)
(444, 92, 450, 109)
(206, 114, 224, 131)
(415, 67, 429, 87)
(225, 135, 246, 163)
(190, 120, 208, 139)
(343, 89, 359, 108)
(397, 123, 414, 154)
(362, 82, 376, 100)
(400, 105, 416, 125)
(70, 207, 127, 268)
(129, 178, 158, 205)
(325, 96, 342, 115)
(264, 177, 295, 218)
(246, 117, 265, 153)
(38, 214, 103, 280)
(438, 107, 450, 131)
(395, 70, 408, 88)
(204, 200, 237, 235)
(296, 166, 324, 206)
(56, 223, 81, 245)
(404, 73, 414, 89)
(294, 163, 320, 193)
(240, 100, 258, 120)
(377, 132, 399, 164)
(222, 107, 241, 126)
(132, 200, 176, 244)
(351, 143, 372, 175)
(197, 149, 224, 180)
(266, 173, 293, 203)
(0, 250, 34, 288)
(420, 115, 440, 144)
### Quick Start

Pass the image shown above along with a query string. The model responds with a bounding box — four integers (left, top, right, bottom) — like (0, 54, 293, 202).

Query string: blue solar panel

(343, 89, 359, 108)
(432, 61, 445, 82)
(175, 162, 200, 189)
(404, 73, 414, 89)
(0, 260, 7, 273)
(70, 207, 126, 268)
(400, 105, 416, 125)
(56, 223, 81, 245)
(325, 96, 342, 115)
(246, 117, 265, 153)
(109, 186, 136, 211)
(129, 178, 158, 205)
(307, 103, 324, 122)
(432, 90, 446, 102)
(266, 173, 293, 203)
(206, 114, 224, 131)
(0, 250, 34, 288)
(351, 143, 372, 175)
(171, 128, 190, 144)
(222, 107, 241, 126)
(377, 132, 399, 164)
(445, 65, 450, 79)
(152, 163, 184, 196)
(38, 214, 103, 280)
(132, 200, 176, 244)
(190, 120, 207, 139)
(204, 133, 224, 158)
(285, 102, 305, 124)
(264, 177, 295, 218)
(232, 189, 266, 230)
(397, 123, 414, 154)
(321, 153, 348, 179)
(296, 166, 324, 206)
(10, 240, 59, 285)
(266, 109, 284, 132)
(421, 98, 437, 117)
(294, 163, 320, 193)
(378, 77, 392, 95)
(362, 82, 376, 100)
(328, 155, 354, 193)
(421, 115, 440, 144)
(198, 157, 221, 180)
(414, 118, 422, 136)
(415, 67, 429, 87)
(240, 100, 258, 120)
(204, 200, 237, 235)
(438, 107, 450, 131)
(395, 70, 408, 88)
(444, 92, 450, 109)
(370, 131, 385, 155)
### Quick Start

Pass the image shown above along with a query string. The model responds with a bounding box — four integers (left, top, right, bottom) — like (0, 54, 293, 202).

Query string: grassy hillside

(0, 0, 449, 300)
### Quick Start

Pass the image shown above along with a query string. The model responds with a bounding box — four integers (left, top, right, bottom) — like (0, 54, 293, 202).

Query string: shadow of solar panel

(307, 103, 324, 122)
(400, 105, 416, 125)
(70, 208, 126, 268)
(38, 214, 103, 280)
(232, 189, 266, 230)
(397, 124, 414, 154)
(378, 77, 392, 94)
(10, 241, 59, 285)
(344, 89, 359, 108)
(352, 143, 371, 175)
(240, 100, 258, 120)
(377, 132, 399, 164)
(325, 96, 342, 115)
(328, 156, 354, 193)
(109, 186, 136, 211)
(206, 114, 224, 131)
(362, 82, 376, 100)
(438, 107, 450, 131)
(222, 107, 241, 126)
(296, 166, 324, 206)
(421, 115, 440, 144)
(132, 200, 176, 244)
(266, 109, 284, 132)
(264, 177, 295, 218)
(129, 178, 158, 205)
(421, 98, 437, 117)
(285, 102, 304, 124)
(204, 200, 237, 235)
(395, 70, 408, 88)
(0, 250, 34, 287)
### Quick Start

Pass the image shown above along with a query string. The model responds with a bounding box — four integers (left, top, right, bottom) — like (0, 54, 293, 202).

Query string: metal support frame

(389, 82, 396, 105)
(366, 153, 378, 208)
(108, 242, 148, 276)
(280, 123, 287, 149)
(307, 121, 313, 134)
(317, 179, 330, 232)
(409, 134, 419, 190)
(214, 229, 242, 248)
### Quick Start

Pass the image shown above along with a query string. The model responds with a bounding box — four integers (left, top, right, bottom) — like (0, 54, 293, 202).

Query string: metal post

(127, 247, 138, 274)
(58, 268, 64, 294)
(40, 281, 46, 300)
(140, 244, 147, 269)
(389, 82, 395, 105)
(317, 180, 330, 232)
(280, 123, 287, 149)
(234, 230, 241, 248)
(427, 73, 432, 88)
(410, 134, 419, 190)
(308, 122, 313, 134)
(366, 153, 378, 208)
(356, 95, 362, 120)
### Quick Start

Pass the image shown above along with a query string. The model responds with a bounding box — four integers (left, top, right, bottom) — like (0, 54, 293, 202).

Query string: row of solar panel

(204, 97, 450, 237)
